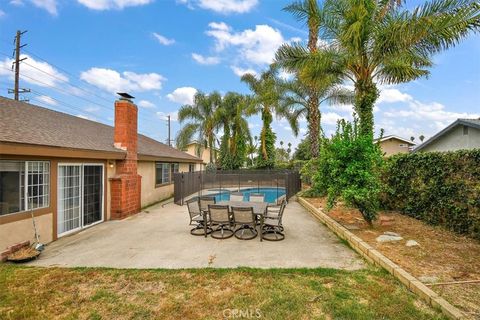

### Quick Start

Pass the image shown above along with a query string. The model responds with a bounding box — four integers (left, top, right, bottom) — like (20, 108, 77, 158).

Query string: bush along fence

(381, 149, 480, 240)
(173, 169, 301, 205)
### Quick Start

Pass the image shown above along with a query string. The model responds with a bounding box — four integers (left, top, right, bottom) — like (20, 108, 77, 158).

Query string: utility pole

(8, 30, 29, 101)
(167, 115, 172, 146)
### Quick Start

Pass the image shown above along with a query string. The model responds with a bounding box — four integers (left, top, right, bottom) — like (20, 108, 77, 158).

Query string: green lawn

(0, 265, 446, 320)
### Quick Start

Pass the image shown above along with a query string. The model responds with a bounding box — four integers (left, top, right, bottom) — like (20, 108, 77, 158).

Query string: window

(0, 160, 50, 215)
(189, 164, 195, 172)
(463, 125, 469, 135)
(155, 162, 171, 185)
(399, 144, 408, 148)
(170, 163, 179, 179)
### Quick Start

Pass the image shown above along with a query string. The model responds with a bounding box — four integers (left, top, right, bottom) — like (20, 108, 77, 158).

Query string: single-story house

(183, 140, 218, 170)
(0, 95, 202, 251)
(374, 135, 416, 157)
(414, 118, 480, 152)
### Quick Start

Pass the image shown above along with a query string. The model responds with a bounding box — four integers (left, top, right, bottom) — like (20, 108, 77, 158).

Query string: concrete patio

(29, 200, 365, 269)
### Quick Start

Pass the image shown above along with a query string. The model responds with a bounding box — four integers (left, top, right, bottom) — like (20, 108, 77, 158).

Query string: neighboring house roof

(414, 118, 480, 152)
(374, 135, 416, 145)
(0, 96, 201, 162)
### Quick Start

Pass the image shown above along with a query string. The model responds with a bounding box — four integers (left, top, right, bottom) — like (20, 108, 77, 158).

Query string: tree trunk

(208, 134, 214, 164)
(354, 78, 379, 138)
(308, 91, 320, 158)
(307, 4, 321, 158)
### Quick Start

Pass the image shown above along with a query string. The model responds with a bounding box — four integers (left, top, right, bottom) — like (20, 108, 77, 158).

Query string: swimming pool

(208, 187, 286, 203)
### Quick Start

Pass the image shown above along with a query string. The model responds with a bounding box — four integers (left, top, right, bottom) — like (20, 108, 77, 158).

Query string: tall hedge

(381, 149, 480, 240)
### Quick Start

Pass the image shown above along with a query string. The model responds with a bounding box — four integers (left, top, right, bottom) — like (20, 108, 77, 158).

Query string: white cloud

(76, 114, 96, 121)
(231, 66, 257, 77)
(383, 100, 479, 123)
(179, 0, 258, 14)
(138, 100, 156, 108)
(322, 112, 346, 125)
(166, 87, 197, 105)
(327, 104, 354, 113)
(10, 0, 24, 5)
(156, 111, 178, 121)
(31, 0, 58, 15)
(191, 53, 220, 65)
(152, 32, 175, 46)
(36, 95, 58, 106)
(378, 88, 413, 104)
(80, 68, 165, 93)
(0, 54, 68, 87)
(206, 23, 286, 66)
(77, 0, 153, 10)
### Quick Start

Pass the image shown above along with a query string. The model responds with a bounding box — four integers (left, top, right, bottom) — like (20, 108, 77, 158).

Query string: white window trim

(0, 160, 50, 217)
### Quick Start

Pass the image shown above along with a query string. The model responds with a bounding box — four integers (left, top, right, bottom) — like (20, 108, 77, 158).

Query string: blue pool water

(208, 187, 286, 203)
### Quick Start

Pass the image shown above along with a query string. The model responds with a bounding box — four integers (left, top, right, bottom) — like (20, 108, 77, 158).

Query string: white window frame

(24, 161, 50, 211)
(0, 160, 50, 216)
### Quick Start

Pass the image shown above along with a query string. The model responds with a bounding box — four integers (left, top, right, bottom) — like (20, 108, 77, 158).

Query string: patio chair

(276, 194, 287, 205)
(208, 204, 234, 239)
(230, 192, 244, 202)
(187, 198, 211, 236)
(262, 201, 286, 241)
(249, 193, 265, 203)
(232, 206, 257, 240)
(199, 196, 216, 213)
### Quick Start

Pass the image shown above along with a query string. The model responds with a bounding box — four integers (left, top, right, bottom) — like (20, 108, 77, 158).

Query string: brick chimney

(110, 93, 142, 219)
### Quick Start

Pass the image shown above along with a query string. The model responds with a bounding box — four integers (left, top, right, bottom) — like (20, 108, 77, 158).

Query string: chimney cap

(117, 92, 135, 100)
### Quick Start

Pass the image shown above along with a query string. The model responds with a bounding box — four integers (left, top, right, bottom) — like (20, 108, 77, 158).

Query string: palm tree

(176, 91, 222, 164)
(277, 0, 480, 138)
(216, 92, 251, 169)
(279, 78, 354, 136)
(241, 67, 290, 168)
(283, 0, 323, 157)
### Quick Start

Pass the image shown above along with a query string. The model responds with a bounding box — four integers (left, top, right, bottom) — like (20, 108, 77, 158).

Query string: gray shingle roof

(0, 96, 201, 162)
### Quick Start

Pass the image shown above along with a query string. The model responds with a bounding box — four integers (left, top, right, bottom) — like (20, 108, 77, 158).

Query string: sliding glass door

(57, 164, 103, 237)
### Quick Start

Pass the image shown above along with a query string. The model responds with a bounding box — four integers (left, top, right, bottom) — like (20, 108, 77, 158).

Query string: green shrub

(310, 119, 383, 225)
(382, 149, 480, 239)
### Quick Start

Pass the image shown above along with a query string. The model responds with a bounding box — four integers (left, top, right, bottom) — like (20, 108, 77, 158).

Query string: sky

(0, 0, 479, 150)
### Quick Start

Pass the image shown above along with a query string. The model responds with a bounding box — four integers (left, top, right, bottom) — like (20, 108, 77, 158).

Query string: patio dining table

(218, 200, 269, 241)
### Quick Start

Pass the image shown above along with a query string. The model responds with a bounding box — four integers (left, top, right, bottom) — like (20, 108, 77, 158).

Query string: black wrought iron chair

(232, 206, 257, 240)
(249, 193, 265, 203)
(186, 198, 211, 236)
(262, 200, 286, 241)
(230, 192, 244, 202)
(208, 204, 234, 239)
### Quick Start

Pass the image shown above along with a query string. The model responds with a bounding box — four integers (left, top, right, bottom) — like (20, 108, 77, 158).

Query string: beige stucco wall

(105, 161, 116, 221)
(0, 213, 53, 250)
(138, 161, 172, 208)
(184, 144, 213, 170)
(138, 161, 195, 208)
(379, 138, 414, 157)
(420, 125, 480, 152)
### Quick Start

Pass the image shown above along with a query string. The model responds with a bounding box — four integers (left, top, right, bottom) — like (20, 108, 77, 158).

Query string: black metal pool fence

(173, 169, 302, 205)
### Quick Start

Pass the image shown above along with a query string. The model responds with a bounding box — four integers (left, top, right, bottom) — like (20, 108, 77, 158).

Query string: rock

(384, 231, 401, 237)
(419, 276, 438, 284)
(376, 234, 403, 242)
(406, 240, 419, 247)
(379, 216, 395, 226)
